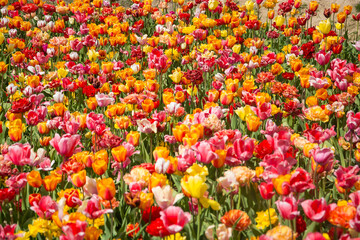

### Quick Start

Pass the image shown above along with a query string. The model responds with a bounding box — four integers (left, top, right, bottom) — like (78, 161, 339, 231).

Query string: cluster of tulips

(3, 0, 360, 239)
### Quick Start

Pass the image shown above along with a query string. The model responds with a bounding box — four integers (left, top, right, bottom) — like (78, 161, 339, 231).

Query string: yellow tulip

(87, 49, 99, 62)
(275, 16, 285, 27)
(235, 105, 255, 121)
(245, 0, 254, 11)
(208, 0, 219, 10)
(316, 19, 331, 34)
(58, 68, 69, 78)
(181, 175, 208, 199)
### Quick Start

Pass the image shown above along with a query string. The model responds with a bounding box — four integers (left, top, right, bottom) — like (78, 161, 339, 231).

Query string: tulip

(208, 0, 219, 11)
(29, 193, 41, 207)
(311, 147, 334, 166)
(42, 175, 59, 192)
(92, 159, 108, 176)
(276, 195, 300, 220)
(272, 174, 291, 195)
(258, 182, 275, 200)
(84, 227, 103, 240)
(12, 51, 25, 63)
(83, 195, 113, 219)
(301, 198, 331, 222)
(233, 137, 255, 162)
(71, 170, 87, 188)
(27, 170, 42, 188)
(97, 178, 116, 201)
(49, 133, 81, 158)
(220, 90, 234, 105)
(316, 19, 331, 34)
(111, 145, 127, 163)
(275, 16, 285, 27)
(142, 99, 154, 113)
(181, 175, 208, 199)
(152, 185, 183, 210)
(309, 1, 319, 12)
(246, 115, 262, 132)
(126, 131, 140, 146)
(160, 206, 191, 234)
(337, 12, 347, 24)
(331, 3, 340, 13)
(0, 62, 7, 73)
(8, 126, 22, 142)
(315, 50, 332, 66)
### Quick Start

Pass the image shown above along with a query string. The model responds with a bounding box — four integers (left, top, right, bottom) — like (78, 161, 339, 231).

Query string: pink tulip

(353, 40, 360, 51)
(311, 147, 334, 166)
(82, 195, 113, 219)
(31, 196, 58, 219)
(301, 198, 331, 222)
(192, 141, 218, 164)
(34, 52, 50, 65)
(160, 206, 191, 234)
(177, 148, 197, 172)
(276, 195, 300, 220)
(49, 133, 81, 158)
(0, 224, 24, 240)
(304, 233, 326, 240)
(69, 39, 83, 52)
(5, 172, 28, 191)
(95, 93, 115, 107)
(350, 206, 360, 232)
(86, 112, 105, 132)
(350, 191, 360, 207)
(334, 165, 360, 189)
(315, 50, 332, 66)
(233, 137, 255, 162)
(255, 102, 272, 120)
(4, 143, 32, 166)
(290, 168, 315, 193)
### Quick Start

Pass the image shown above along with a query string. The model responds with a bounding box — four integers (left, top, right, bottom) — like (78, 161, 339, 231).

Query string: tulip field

(3, 0, 360, 239)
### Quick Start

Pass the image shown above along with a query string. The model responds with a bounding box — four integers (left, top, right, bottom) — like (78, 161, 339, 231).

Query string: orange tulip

(8, 127, 22, 142)
(111, 145, 127, 163)
(220, 90, 234, 105)
(71, 170, 87, 188)
(246, 115, 262, 132)
(142, 99, 154, 113)
(126, 131, 140, 146)
(27, 170, 42, 188)
(90, 62, 100, 75)
(0, 62, 8, 73)
(153, 147, 169, 161)
(272, 174, 291, 195)
(173, 124, 189, 142)
(212, 149, 226, 168)
(37, 122, 50, 134)
(12, 51, 25, 64)
(92, 159, 108, 176)
(97, 178, 116, 200)
(309, 1, 318, 12)
(149, 173, 167, 192)
(40, 136, 51, 146)
(87, 97, 98, 110)
(42, 175, 59, 192)
(102, 62, 114, 74)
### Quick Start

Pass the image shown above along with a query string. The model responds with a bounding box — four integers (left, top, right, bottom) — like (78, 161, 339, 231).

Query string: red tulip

(301, 198, 333, 222)
(258, 182, 275, 200)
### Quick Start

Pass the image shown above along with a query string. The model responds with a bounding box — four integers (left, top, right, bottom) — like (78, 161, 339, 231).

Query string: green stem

(197, 205, 202, 240)
(236, 187, 241, 209)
